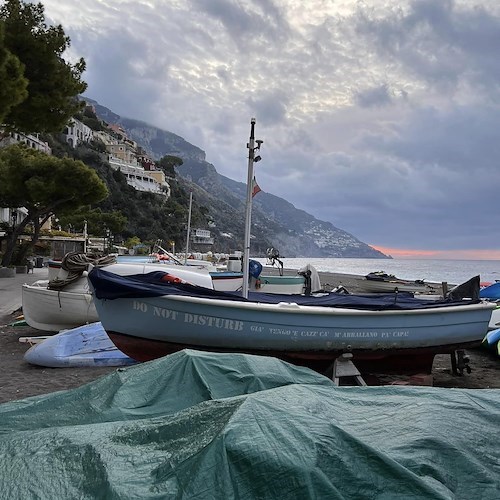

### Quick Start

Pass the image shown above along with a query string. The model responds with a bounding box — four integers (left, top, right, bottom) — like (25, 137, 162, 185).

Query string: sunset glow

(371, 246, 500, 261)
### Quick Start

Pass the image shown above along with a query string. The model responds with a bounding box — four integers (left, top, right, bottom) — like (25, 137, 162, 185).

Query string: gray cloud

(41, 0, 500, 253)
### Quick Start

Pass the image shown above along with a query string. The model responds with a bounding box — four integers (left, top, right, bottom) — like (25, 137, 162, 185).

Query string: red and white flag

(252, 176, 262, 198)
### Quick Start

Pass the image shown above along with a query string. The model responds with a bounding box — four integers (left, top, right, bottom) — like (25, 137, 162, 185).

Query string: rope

(48, 252, 117, 291)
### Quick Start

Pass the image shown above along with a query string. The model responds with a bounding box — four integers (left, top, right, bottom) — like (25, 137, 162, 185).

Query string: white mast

(242, 118, 263, 298)
(184, 190, 193, 264)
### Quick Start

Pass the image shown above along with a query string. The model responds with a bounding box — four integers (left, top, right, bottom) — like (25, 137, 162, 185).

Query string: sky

(37, 0, 500, 259)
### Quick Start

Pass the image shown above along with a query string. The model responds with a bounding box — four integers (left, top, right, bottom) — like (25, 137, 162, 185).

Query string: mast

(184, 190, 193, 264)
(242, 118, 263, 298)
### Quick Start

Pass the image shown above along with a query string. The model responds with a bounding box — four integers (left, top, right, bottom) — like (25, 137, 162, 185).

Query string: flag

(252, 176, 262, 198)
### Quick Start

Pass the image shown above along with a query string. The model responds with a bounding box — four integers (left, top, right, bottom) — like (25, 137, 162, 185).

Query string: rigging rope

(48, 252, 117, 291)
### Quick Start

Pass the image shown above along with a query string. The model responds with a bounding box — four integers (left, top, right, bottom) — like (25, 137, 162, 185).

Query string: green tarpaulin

(0, 350, 499, 499)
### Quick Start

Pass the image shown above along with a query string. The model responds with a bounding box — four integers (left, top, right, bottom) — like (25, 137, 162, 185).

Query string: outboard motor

(266, 247, 284, 275)
(298, 264, 322, 296)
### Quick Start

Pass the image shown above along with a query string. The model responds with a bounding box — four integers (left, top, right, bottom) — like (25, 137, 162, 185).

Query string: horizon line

(371, 246, 500, 260)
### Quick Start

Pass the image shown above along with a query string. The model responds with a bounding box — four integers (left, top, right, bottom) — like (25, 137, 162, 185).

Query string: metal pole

(83, 220, 88, 254)
(242, 118, 256, 298)
(184, 190, 193, 264)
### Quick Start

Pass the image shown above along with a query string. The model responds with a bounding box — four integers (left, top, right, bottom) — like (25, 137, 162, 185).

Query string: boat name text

(132, 302, 409, 338)
(133, 301, 244, 331)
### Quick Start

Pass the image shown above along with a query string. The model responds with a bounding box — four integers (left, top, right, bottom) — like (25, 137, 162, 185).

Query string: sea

(252, 257, 500, 286)
(119, 255, 500, 286)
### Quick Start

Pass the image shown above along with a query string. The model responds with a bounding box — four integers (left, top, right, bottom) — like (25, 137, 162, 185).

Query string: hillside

(87, 98, 388, 258)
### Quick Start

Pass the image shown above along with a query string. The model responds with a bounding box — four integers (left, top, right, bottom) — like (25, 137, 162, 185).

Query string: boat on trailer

(88, 268, 494, 375)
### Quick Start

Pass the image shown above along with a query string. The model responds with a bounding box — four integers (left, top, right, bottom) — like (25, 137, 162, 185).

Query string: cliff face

(89, 98, 388, 258)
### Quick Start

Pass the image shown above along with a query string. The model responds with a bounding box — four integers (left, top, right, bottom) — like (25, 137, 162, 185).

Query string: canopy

(0, 350, 498, 499)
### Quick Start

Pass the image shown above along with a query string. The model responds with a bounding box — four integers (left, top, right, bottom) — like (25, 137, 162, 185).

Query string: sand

(0, 267, 498, 403)
(1, 308, 498, 404)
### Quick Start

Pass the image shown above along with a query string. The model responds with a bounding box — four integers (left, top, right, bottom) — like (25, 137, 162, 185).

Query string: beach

(0, 268, 499, 404)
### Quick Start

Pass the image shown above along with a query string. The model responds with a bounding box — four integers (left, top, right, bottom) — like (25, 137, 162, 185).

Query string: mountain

(87, 98, 388, 258)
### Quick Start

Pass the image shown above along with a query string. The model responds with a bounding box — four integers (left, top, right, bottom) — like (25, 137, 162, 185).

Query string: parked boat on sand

(359, 271, 442, 294)
(23, 322, 136, 368)
(88, 268, 495, 374)
(23, 252, 322, 331)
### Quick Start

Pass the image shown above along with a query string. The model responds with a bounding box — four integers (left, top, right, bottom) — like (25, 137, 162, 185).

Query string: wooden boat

(88, 268, 495, 374)
(23, 322, 136, 367)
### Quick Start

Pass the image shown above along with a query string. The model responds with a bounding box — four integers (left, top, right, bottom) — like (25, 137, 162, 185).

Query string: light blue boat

(24, 322, 137, 368)
(88, 269, 495, 373)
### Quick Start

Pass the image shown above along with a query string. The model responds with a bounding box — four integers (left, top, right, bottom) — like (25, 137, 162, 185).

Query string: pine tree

(0, 0, 87, 133)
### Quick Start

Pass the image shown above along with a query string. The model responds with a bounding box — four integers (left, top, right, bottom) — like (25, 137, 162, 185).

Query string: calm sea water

(118, 255, 500, 285)
(253, 258, 500, 285)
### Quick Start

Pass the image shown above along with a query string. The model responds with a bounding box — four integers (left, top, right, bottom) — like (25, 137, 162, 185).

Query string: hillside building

(62, 118, 94, 147)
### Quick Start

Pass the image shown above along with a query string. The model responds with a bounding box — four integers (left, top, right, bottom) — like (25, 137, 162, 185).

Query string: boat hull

(24, 322, 136, 367)
(22, 282, 98, 331)
(107, 331, 482, 374)
(93, 292, 494, 374)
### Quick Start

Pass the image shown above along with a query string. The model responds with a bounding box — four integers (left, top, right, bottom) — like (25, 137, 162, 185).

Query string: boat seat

(332, 353, 367, 386)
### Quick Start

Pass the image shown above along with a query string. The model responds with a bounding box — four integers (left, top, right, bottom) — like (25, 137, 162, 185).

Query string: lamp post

(83, 220, 88, 254)
(242, 118, 263, 298)
(184, 190, 193, 264)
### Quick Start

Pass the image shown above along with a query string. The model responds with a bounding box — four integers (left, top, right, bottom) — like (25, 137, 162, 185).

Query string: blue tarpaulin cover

(0, 350, 499, 499)
(89, 268, 476, 310)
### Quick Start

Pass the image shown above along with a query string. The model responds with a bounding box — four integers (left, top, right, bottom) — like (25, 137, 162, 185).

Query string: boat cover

(0, 350, 498, 499)
(88, 268, 480, 310)
(480, 281, 500, 299)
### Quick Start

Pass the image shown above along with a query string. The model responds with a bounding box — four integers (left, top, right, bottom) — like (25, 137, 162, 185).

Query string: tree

(157, 155, 183, 177)
(0, 22, 28, 123)
(59, 207, 127, 236)
(0, 0, 87, 134)
(0, 144, 108, 266)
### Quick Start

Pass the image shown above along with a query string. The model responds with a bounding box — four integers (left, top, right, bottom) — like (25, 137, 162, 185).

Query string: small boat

(88, 268, 494, 374)
(480, 281, 500, 299)
(22, 254, 216, 332)
(23, 252, 321, 331)
(23, 322, 136, 367)
(482, 328, 500, 356)
(358, 271, 441, 294)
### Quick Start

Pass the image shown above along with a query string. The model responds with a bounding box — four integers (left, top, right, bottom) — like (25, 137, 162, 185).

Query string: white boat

(22, 259, 216, 332)
(88, 267, 495, 374)
(23, 253, 321, 331)
(23, 322, 136, 368)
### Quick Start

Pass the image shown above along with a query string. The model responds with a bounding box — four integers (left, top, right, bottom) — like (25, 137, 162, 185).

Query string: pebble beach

(0, 267, 499, 404)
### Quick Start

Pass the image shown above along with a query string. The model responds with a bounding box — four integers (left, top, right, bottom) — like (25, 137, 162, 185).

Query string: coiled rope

(48, 252, 117, 291)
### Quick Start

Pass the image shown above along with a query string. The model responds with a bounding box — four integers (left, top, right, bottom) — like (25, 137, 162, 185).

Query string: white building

(108, 156, 168, 196)
(191, 229, 214, 246)
(63, 118, 94, 147)
(0, 131, 51, 155)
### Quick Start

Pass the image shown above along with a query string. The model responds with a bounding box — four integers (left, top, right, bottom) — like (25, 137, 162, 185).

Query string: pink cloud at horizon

(371, 246, 500, 261)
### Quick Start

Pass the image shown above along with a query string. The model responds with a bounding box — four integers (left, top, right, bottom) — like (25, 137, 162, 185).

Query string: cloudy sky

(40, 0, 500, 259)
